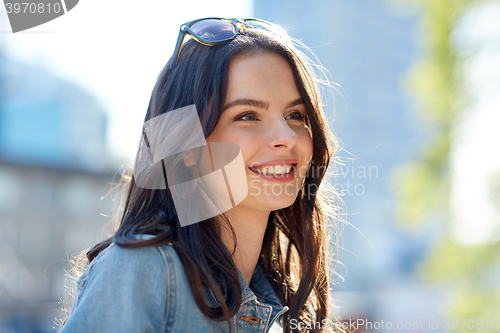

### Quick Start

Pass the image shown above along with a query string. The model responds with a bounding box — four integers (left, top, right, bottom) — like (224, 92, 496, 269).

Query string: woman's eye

(237, 113, 257, 121)
(286, 112, 304, 120)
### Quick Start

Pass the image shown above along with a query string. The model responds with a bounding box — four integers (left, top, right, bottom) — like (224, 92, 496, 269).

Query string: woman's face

(207, 51, 313, 213)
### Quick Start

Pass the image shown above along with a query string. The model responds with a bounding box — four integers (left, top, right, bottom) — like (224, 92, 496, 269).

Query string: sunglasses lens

(190, 19, 237, 42)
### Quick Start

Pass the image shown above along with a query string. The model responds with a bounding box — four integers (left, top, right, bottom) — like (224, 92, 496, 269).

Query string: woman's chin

(256, 193, 298, 211)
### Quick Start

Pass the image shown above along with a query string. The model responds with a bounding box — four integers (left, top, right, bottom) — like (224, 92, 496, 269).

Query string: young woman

(60, 18, 344, 333)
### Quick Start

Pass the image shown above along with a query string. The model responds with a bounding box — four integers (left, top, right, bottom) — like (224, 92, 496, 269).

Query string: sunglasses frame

(170, 17, 275, 69)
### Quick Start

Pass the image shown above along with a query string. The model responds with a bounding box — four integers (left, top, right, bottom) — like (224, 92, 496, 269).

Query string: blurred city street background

(0, 0, 499, 332)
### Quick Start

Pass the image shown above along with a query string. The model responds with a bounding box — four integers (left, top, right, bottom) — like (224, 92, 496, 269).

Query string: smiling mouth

(248, 164, 296, 176)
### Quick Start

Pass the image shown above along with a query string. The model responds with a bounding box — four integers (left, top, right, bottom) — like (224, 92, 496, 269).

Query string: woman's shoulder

(61, 236, 183, 332)
(89, 236, 170, 267)
(80, 235, 184, 289)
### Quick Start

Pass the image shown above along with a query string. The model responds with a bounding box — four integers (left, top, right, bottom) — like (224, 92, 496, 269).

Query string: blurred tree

(392, 0, 500, 329)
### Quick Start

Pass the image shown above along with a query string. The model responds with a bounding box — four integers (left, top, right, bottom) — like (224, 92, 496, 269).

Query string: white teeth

(253, 165, 292, 175)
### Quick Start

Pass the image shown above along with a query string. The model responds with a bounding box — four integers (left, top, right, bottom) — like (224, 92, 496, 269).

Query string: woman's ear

(183, 149, 196, 167)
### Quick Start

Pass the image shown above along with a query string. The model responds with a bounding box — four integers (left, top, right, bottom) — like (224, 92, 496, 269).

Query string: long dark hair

(64, 27, 344, 333)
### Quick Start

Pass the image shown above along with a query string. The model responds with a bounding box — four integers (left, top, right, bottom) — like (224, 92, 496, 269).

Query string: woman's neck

(220, 208, 270, 286)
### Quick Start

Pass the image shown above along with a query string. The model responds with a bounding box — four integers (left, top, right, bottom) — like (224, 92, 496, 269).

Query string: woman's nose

(266, 117, 299, 149)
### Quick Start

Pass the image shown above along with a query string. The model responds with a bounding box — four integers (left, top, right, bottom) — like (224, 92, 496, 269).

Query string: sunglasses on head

(170, 17, 288, 69)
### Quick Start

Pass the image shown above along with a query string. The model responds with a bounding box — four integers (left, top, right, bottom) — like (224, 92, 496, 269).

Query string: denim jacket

(60, 236, 289, 332)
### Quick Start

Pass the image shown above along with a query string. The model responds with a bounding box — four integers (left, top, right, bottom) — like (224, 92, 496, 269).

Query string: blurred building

(0, 53, 119, 332)
(254, 0, 444, 330)
(0, 54, 110, 171)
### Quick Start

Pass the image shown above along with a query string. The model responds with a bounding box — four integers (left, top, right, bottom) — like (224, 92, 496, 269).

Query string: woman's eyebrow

(222, 97, 304, 112)
(286, 97, 304, 108)
(222, 99, 269, 111)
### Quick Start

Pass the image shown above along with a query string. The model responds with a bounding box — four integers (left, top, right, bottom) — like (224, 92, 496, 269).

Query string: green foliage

(451, 290, 500, 332)
(394, 161, 449, 225)
(394, 0, 475, 226)
(392, 0, 500, 329)
(420, 238, 500, 282)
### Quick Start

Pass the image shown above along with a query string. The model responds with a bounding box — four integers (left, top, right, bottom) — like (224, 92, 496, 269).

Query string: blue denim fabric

(60, 236, 289, 332)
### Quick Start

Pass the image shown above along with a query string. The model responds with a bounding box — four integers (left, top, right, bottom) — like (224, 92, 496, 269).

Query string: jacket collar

(206, 261, 287, 311)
